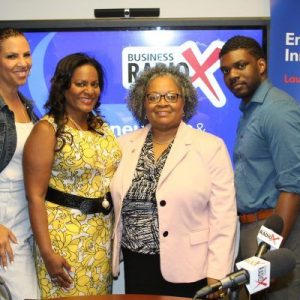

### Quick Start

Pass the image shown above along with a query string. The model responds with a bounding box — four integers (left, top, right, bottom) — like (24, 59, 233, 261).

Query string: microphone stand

(193, 288, 240, 300)
(228, 288, 240, 300)
(227, 261, 241, 300)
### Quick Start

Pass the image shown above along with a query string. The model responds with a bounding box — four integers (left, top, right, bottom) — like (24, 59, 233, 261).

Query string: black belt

(45, 186, 113, 215)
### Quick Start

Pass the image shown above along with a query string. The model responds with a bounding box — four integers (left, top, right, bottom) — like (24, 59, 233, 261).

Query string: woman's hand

(43, 251, 73, 288)
(0, 224, 17, 269)
(206, 277, 226, 299)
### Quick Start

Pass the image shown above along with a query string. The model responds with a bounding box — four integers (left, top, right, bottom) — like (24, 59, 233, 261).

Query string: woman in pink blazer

(110, 64, 237, 298)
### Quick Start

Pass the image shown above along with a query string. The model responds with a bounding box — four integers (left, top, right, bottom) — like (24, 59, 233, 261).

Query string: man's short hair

(219, 35, 266, 60)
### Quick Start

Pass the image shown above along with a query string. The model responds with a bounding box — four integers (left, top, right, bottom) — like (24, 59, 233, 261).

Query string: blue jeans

(0, 180, 40, 300)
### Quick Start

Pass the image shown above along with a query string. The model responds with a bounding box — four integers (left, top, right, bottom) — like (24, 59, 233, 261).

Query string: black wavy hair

(0, 28, 25, 50)
(44, 52, 105, 145)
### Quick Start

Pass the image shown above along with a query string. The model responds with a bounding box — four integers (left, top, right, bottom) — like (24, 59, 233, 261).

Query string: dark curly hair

(219, 35, 266, 60)
(44, 52, 105, 144)
(0, 28, 25, 50)
(127, 64, 198, 126)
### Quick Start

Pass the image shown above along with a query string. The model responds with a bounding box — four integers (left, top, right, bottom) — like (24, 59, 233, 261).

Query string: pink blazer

(110, 122, 237, 282)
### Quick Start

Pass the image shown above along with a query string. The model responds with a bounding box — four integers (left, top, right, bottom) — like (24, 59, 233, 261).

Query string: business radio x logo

(122, 40, 226, 108)
(258, 226, 283, 249)
(180, 41, 225, 107)
(269, 234, 281, 245)
(254, 276, 269, 289)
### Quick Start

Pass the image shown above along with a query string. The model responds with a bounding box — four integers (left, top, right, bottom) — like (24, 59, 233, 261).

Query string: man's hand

(206, 277, 226, 299)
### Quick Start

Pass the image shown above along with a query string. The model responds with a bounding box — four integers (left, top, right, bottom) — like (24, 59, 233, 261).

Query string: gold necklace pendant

(68, 116, 84, 131)
(152, 137, 175, 145)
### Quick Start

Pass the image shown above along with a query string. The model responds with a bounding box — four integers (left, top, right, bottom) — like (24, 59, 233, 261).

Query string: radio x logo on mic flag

(257, 225, 283, 250)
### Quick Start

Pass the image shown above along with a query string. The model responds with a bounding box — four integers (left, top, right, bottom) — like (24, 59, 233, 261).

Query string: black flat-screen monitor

(0, 18, 269, 156)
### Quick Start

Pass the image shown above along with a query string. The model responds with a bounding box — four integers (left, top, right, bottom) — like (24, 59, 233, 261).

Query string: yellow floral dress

(35, 115, 121, 298)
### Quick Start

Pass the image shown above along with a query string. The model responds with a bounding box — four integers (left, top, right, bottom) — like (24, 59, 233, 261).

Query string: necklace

(68, 116, 86, 131)
(152, 136, 175, 145)
(20, 102, 29, 122)
(11, 94, 29, 123)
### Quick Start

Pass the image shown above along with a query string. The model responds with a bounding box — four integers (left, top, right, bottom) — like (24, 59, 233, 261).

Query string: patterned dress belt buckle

(239, 208, 275, 224)
(79, 195, 112, 215)
(46, 186, 113, 215)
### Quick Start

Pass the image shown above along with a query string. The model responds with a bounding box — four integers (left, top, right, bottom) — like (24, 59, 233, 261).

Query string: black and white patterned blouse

(121, 130, 173, 254)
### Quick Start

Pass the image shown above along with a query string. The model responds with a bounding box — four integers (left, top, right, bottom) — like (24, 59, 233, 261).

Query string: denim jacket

(0, 93, 39, 173)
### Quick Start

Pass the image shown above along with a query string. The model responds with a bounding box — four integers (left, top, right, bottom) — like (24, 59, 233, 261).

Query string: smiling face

(144, 75, 185, 132)
(0, 35, 32, 88)
(64, 64, 100, 119)
(220, 48, 266, 103)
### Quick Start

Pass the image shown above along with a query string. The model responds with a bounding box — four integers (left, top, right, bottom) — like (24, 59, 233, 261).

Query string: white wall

(1, 0, 270, 20)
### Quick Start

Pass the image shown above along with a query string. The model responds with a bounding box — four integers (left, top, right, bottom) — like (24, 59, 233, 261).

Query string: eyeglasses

(146, 92, 182, 103)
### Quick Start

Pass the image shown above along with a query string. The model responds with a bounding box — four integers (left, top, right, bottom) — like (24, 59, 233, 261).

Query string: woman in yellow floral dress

(23, 53, 121, 298)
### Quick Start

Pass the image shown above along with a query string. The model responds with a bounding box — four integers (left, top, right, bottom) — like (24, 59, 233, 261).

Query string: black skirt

(122, 247, 207, 298)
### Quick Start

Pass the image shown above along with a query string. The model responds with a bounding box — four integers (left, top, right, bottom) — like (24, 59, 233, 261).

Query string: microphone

(235, 248, 295, 294)
(255, 214, 284, 257)
(193, 248, 296, 299)
(229, 214, 285, 300)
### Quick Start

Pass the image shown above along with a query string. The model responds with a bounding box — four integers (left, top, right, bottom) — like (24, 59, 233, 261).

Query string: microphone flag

(236, 256, 270, 294)
(256, 225, 283, 251)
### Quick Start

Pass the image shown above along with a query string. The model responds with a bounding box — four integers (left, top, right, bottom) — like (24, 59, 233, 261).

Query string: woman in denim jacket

(0, 28, 40, 300)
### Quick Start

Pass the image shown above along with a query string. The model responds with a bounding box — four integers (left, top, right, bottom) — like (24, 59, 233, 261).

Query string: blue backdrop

(20, 28, 264, 157)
